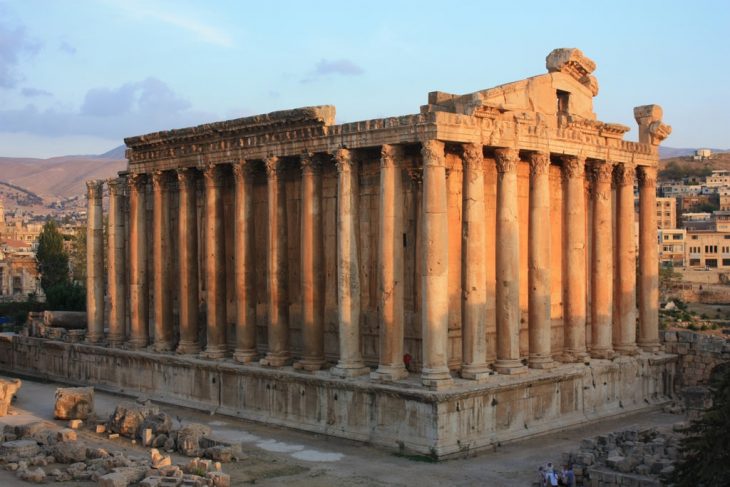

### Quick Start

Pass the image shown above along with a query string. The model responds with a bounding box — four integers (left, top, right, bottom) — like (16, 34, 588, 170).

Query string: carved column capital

(264, 155, 282, 178)
(203, 164, 224, 188)
(381, 144, 403, 169)
(176, 167, 198, 191)
(86, 179, 104, 199)
(494, 148, 520, 174)
(420, 140, 445, 167)
(231, 161, 254, 183)
(127, 173, 147, 192)
(561, 155, 586, 181)
(151, 170, 171, 191)
(334, 148, 353, 174)
(590, 161, 615, 184)
(615, 163, 636, 187)
(462, 143, 484, 170)
(407, 166, 423, 184)
(637, 165, 657, 188)
(529, 152, 550, 176)
(300, 152, 321, 175)
(107, 177, 126, 197)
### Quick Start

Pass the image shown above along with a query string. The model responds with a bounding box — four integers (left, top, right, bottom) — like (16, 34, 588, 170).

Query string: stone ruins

(0, 48, 678, 458)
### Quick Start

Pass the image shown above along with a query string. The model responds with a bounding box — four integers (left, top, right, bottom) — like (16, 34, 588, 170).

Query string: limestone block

(108, 402, 160, 438)
(0, 440, 40, 461)
(140, 477, 164, 487)
(69, 419, 83, 429)
(43, 311, 87, 329)
(54, 386, 94, 420)
(56, 428, 78, 442)
(177, 424, 211, 457)
(206, 471, 231, 487)
(150, 448, 172, 468)
(52, 441, 88, 463)
(205, 446, 233, 463)
(138, 412, 173, 437)
(0, 378, 21, 416)
(17, 466, 46, 483)
(99, 466, 147, 487)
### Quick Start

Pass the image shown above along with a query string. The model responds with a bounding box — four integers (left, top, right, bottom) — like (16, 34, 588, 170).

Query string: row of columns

(86, 141, 660, 389)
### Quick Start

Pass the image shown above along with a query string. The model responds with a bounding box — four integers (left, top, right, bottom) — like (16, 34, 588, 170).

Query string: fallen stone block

(108, 402, 160, 438)
(0, 378, 21, 416)
(17, 466, 46, 483)
(138, 412, 173, 438)
(206, 471, 231, 487)
(177, 424, 211, 457)
(0, 439, 40, 461)
(97, 423, 107, 434)
(204, 446, 233, 463)
(55, 386, 94, 420)
(150, 448, 172, 468)
(69, 419, 83, 429)
(56, 428, 78, 442)
(52, 441, 88, 463)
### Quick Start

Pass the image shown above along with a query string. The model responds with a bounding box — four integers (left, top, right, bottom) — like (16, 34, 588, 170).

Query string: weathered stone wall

(661, 330, 730, 388)
(0, 335, 675, 459)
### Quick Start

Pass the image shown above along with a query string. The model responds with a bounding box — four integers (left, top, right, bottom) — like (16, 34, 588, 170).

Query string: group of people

(537, 463, 575, 487)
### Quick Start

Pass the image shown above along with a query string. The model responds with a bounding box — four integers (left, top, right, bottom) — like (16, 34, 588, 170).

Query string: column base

(528, 356, 556, 369)
(460, 364, 492, 380)
(558, 350, 590, 364)
(126, 338, 148, 350)
(371, 365, 409, 381)
(421, 367, 453, 389)
(293, 357, 326, 371)
(85, 334, 104, 345)
(153, 341, 175, 353)
(233, 349, 258, 364)
(260, 352, 291, 367)
(107, 335, 125, 348)
(330, 361, 370, 378)
(176, 341, 202, 355)
(614, 344, 640, 356)
(493, 359, 528, 375)
(201, 345, 228, 360)
(590, 348, 616, 360)
(638, 341, 661, 353)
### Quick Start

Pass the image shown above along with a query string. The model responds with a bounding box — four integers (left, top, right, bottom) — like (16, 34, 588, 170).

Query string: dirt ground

(0, 375, 684, 487)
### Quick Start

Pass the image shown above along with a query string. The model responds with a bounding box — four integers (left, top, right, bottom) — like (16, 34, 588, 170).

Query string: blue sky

(0, 0, 728, 157)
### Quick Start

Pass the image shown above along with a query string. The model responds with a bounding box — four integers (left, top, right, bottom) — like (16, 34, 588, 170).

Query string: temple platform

(0, 335, 677, 459)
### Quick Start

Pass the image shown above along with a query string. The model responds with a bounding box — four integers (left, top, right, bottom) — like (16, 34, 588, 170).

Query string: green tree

(668, 365, 730, 486)
(36, 219, 70, 293)
(69, 225, 87, 283)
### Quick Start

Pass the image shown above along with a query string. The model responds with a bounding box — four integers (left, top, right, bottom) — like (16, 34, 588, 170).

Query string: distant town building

(705, 169, 730, 187)
(656, 197, 676, 229)
(693, 148, 713, 161)
(685, 231, 730, 269)
(659, 228, 686, 266)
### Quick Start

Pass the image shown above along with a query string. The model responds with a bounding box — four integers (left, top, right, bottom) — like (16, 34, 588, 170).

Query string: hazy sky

(0, 0, 728, 158)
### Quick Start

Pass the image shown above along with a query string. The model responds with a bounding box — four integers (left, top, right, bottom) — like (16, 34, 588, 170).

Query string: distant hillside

(659, 152, 730, 180)
(660, 146, 729, 159)
(0, 147, 127, 210)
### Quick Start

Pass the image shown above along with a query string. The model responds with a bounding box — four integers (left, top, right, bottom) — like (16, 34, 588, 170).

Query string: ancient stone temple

(1, 48, 677, 458)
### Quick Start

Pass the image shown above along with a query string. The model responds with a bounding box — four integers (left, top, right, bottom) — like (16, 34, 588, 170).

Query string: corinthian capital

(615, 163, 636, 187)
(494, 148, 519, 174)
(151, 170, 170, 191)
(420, 140, 445, 167)
(203, 164, 223, 188)
(529, 152, 550, 176)
(264, 155, 281, 178)
(300, 152, 321, 175)
(107, 177, 126, 197)
(561, 155, 585, 181)
(380, 144, 403, 169)
(334, 148, 353, 174)
(176, 167, 198, 191)
(637, 165, 657, 188)
(127, 173, 146, 192)
(462, 143, 484, 171)
(86, 179, 104, 200)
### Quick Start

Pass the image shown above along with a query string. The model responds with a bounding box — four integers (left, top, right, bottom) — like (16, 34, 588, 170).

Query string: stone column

(203, 164, 227, 359)
(494, 148, 526, 375)
(231, 161, 257, 363)
(128, 174, 149, 348)
(561, 155, 588, 362)
(331, 148, 369, 378)
(615, 163, 638, 354)
(372, 144, 408, 381)
(528, 152, 554, 368)
(590, 162, 615, 358)
(85, 179, 105, 344)
(261, 156, 290, 367)
(176, 168, 201, 354)
(460, 143, 490, 379)
(295, 153, 325, 371)
(638, 165, 660, 352)
(419, 140, 454, 387)
(151, 170, 174, 352)
(107, 178, 127, 347)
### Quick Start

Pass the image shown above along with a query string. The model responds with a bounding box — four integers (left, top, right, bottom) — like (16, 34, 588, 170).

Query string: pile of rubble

(0, 385, 235, 486)
(561, 427, 679, 487)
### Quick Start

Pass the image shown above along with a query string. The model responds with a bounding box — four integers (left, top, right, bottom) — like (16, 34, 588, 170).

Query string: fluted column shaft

(128, 174, 149, 348)
(152, 171, 174, 351)
(460, 143, 490, 379)
(232, 162, 257, 363)
(203, 165, 227, 359)
(615, 164, 638, 354)
(86, 179, 105, 343)
(590, 162, 615, 358)
(261, 156, 290, 367)
(176, 168, 201, 354)
(561, 156, 588, 362)
(331, 148, 369, 377)
(107, 178, 127, 346)
(638, 166, 660, 351)
(494, 148, 526, 375)
(372, 145, 408, 381)
(528, 152, 554, 368)
(296, 154, 325, 371)
(419, 140, 454, 387)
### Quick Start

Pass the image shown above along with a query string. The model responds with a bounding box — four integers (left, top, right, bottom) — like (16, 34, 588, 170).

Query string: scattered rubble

(0, 378, 21, 416)
(54, 386, 94, 420)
